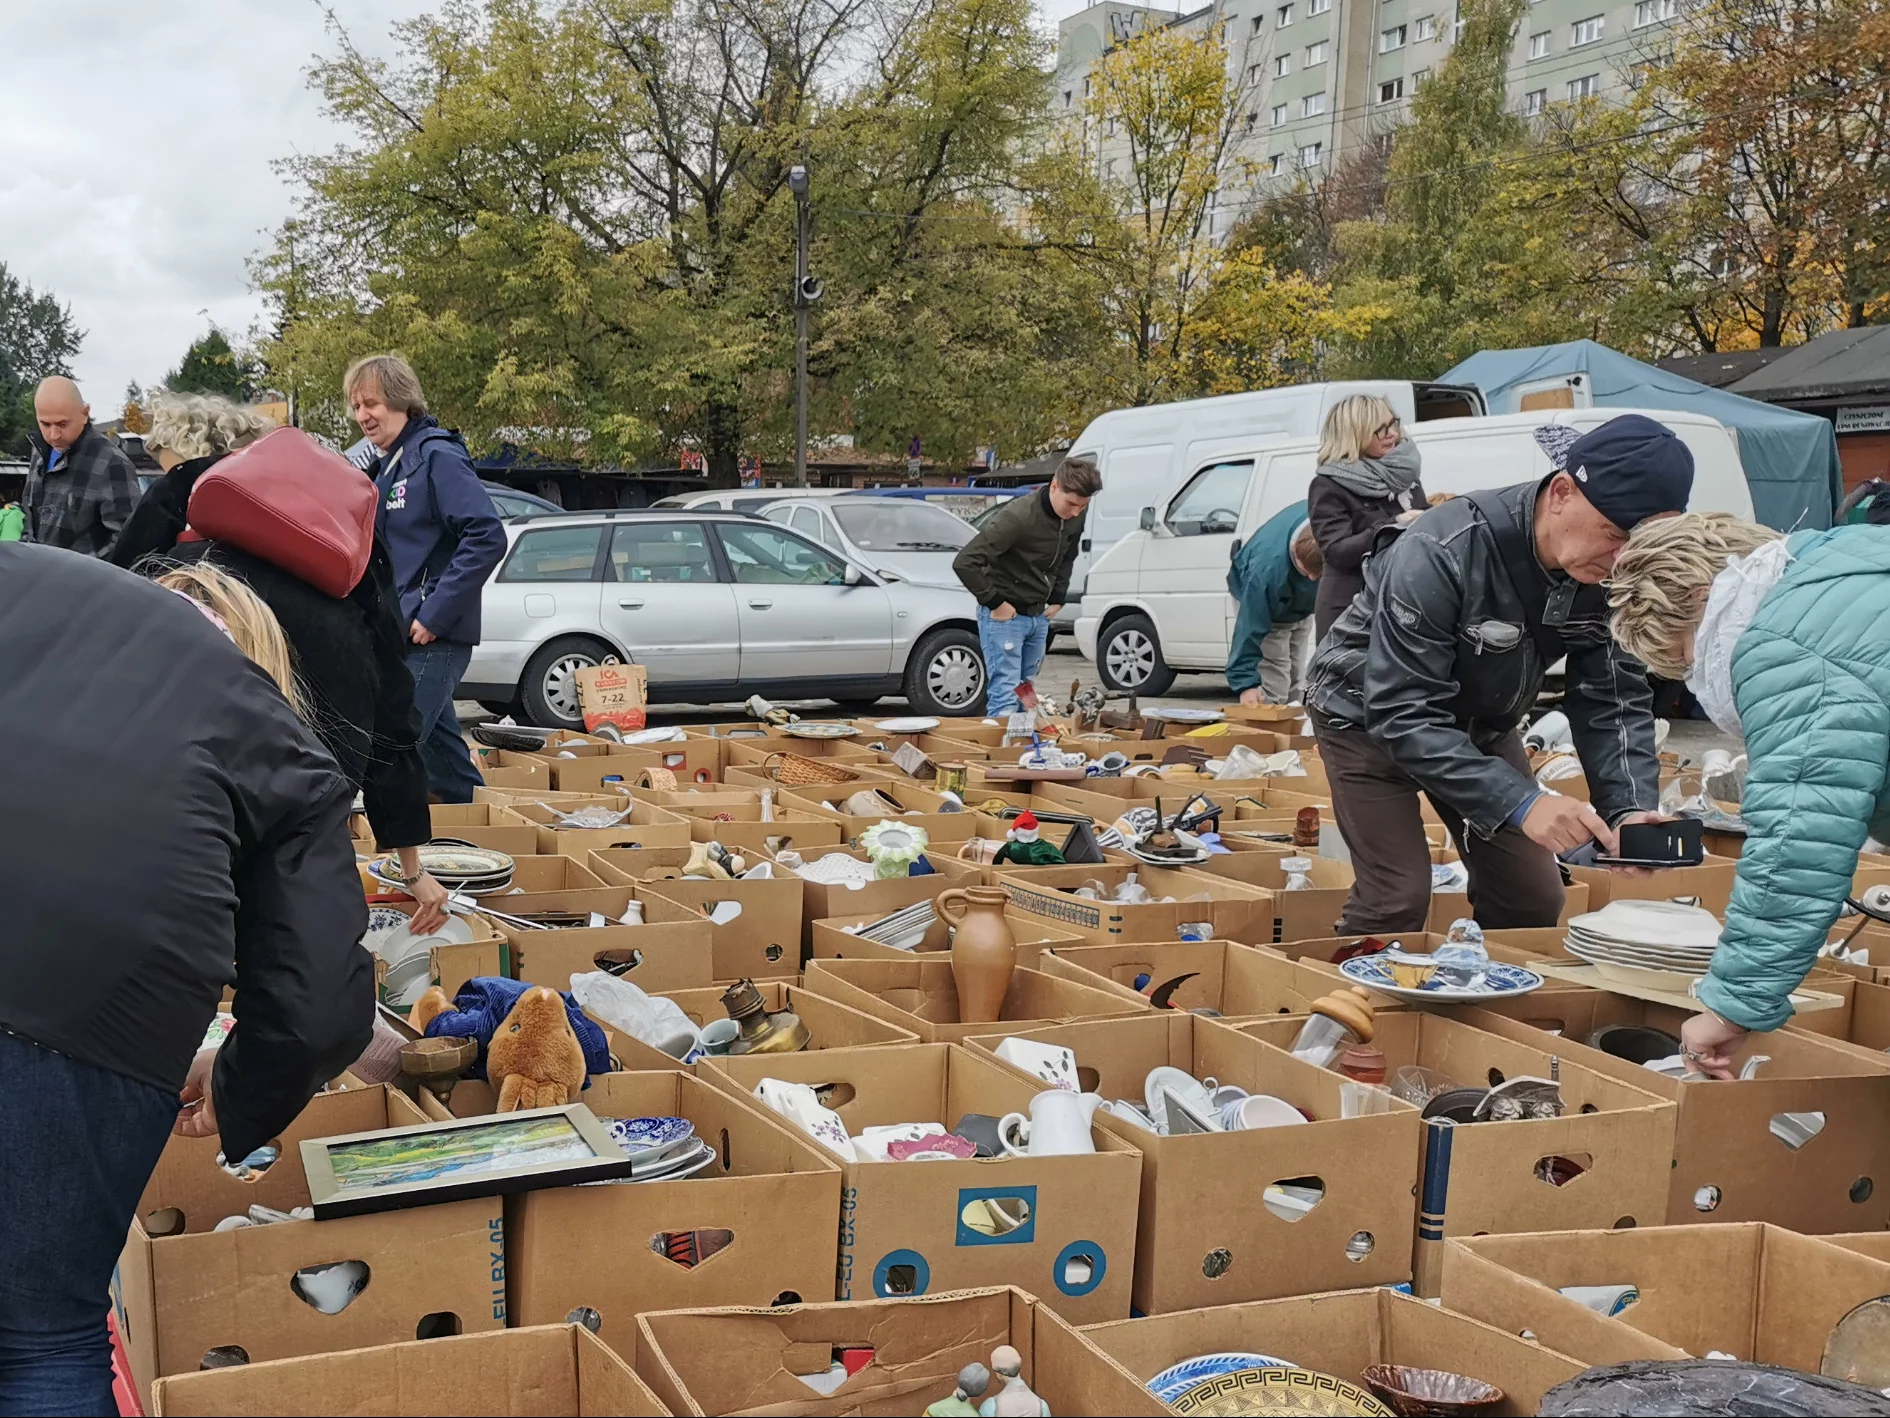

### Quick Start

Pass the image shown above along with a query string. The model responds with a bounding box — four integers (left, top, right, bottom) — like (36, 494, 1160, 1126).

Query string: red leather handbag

(186, 427, 378, 597)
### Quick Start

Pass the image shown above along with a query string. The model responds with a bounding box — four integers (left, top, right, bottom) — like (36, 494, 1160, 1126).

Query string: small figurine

(926, 1362, 991, 1416)
(979, 1346, 1049, 1417)
(993, 810, 1065, 867)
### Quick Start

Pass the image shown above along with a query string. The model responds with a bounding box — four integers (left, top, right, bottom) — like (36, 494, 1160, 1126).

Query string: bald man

(22, 377, 141, 557)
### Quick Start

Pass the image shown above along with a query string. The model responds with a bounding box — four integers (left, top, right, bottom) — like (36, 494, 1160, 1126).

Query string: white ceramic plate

(780, 722, 861, 740)
(874, 717, 941, 733)
(1144, 1066, 1214, 1125)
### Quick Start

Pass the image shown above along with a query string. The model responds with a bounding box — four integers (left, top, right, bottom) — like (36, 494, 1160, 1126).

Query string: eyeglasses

(1373, 418, 1402, 439)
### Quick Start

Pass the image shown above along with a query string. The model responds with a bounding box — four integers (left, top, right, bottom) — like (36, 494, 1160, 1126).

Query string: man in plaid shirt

(22, 377, 140, 557)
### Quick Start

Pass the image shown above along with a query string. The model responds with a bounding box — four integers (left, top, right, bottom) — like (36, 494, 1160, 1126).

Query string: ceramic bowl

(1359, 1364, 1504, 1416)
(1149, 1353, 1292, 1404)
(1233, 1094, 1308, 1131)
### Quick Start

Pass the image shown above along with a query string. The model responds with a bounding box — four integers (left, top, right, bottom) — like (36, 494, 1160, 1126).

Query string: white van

(1054, 380, 1487, 627)
(1072, 408, 1754, 693)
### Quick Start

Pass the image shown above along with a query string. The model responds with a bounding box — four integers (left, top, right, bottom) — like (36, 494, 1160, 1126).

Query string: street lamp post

(788, 165, 820, 489)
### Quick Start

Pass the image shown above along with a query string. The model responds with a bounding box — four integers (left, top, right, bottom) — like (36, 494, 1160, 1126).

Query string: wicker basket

(763, 752, 862, 787)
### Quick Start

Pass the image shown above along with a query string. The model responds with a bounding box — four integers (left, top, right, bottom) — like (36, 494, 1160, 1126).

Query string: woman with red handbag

(112, 393, 449, 931)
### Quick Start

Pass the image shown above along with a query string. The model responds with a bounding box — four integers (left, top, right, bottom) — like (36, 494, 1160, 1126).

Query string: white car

(461, 510, 987, 727)
(649, 487, 855, 513)
(1075, 408, 1755, 693)
(758, 495, 976, 585)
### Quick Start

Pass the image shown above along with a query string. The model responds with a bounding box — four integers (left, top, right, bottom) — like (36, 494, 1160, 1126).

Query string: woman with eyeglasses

(1306, 396, 1429, 637)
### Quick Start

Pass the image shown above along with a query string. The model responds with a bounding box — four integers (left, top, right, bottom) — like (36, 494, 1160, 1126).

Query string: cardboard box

(808, 907, 1089, 970)
(1081, 1286, 1585, 1417)
(1240, 1011, 1676, 1294)
(1440, 1224, 1890, 1370)
(504, 854, 608, 895)
(475, 750, 552, 790)
(965, 1012, 1418, 1313)
(685, 813, 844, 853)
(149, 1325, 666, 1417)
(1464, 1000, 1890, 1230)
(502, 1073, 841, 1356)
(1038, 938, 1390, 1019)
(782, 783, 989, 844)
(637, 875, 805, 981)
(996, 863, 1272, 944)
(700, 1045, 1143, 1319)
(503, 801, 691, 860)
(507, 914, 716, 998)
(603, 980, 918, 1072)
(1564, 855, 1739, 915)
(115, 1087, 501, 1407)
(801, 957, 1147, 1044)
(635, 1286, 1164, 1416)
(424, 802, 543, 858)
(529, 740, 722, 793)
(785, 846, 985, 941)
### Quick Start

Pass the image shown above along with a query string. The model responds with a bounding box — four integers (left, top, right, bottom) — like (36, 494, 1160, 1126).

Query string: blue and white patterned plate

(1149, 1353, 1292, 1404)
(604, 1116, 695, 1157)
(1339, 954, 1544, 1001)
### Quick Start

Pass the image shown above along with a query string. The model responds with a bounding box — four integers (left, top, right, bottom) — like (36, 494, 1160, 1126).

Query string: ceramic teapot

(998, 1089, 1102, 1157)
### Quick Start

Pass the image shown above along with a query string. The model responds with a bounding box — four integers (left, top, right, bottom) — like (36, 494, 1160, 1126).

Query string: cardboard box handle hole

(416, 1312, 460, 1339)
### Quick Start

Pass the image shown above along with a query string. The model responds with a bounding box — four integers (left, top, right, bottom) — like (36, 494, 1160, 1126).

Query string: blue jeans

(405, 640, 484, 804)
(977, 607, 1050, 717)
(0, 1031, 178, 1416)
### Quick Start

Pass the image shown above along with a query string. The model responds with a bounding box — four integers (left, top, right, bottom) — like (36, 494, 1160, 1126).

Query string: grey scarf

(1318, 438, 1423, 504)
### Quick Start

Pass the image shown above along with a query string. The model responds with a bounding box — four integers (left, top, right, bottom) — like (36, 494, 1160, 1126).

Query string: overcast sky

(0, 0, 1101, 413)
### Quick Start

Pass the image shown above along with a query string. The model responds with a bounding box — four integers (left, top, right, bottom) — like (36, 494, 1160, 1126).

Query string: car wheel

(904, 628, 986, 717)
(1097, 614, 1176, 695)
(520, 636, 621, 730)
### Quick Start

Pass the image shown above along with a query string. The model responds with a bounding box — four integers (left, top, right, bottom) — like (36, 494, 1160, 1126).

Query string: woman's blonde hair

(1607, 513, 1782, 678)
(156, 563, 308, 719)
(145, 393, 275, 462)
(1319, 395, 1399, 465)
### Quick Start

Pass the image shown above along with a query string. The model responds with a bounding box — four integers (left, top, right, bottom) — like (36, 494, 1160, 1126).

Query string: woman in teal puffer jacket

(1607, 513, 1890, 1076)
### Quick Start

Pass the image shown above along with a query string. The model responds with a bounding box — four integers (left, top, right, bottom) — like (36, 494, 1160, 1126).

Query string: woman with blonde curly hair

(112, 390, 450, 931)
(1608, 511, 1890, 1075)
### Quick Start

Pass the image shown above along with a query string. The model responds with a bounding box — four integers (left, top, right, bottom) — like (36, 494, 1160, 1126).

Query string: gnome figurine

(992, 810, 1066, 868)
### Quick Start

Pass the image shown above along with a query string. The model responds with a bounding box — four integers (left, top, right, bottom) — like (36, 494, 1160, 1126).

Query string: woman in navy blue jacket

(344, 355, 507, 802)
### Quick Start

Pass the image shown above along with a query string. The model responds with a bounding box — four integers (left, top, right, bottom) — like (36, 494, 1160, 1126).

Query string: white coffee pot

(998, 1090, 1103, 1157)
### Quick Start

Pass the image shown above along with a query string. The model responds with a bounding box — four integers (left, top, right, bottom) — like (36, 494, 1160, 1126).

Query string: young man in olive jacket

(0, 545, 372, 1413)
(953, 457, 1100, 716)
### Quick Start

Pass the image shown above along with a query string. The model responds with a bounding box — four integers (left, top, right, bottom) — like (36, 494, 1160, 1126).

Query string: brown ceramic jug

(938, 886, 1017, 1024)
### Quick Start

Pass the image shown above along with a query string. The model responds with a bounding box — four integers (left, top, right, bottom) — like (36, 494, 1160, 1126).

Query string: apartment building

(1054, 0, 1678, 217)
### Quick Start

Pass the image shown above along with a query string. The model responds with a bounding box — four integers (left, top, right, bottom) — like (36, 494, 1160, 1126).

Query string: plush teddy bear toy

(410, 980, 592, 1112)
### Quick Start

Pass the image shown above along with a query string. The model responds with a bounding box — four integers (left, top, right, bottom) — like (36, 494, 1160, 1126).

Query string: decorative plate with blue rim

(1149, 1353, 1292, 1404)
(1339, 954, 1544, 1002)
(604, 1116, 695, 1157)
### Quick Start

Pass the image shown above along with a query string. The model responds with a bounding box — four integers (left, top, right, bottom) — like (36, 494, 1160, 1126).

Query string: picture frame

(301, 1103, 635, 1219)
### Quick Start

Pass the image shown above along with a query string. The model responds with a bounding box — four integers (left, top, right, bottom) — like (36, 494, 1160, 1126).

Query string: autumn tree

(1181, 247, 1385, 394)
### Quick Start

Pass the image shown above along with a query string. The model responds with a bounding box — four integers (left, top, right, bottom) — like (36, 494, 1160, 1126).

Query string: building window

(1302, 92, 1327, 116)
(1274, 53, 1292, 75)
(1571, 14, 1604, 44)
(1277, 3, 1293, 24)
(1379, 76, 1404, 102)
(1567, 72, 1600, 98)
(1381, 25, 1407, 50)
(1308, 0, 1332, 14)
(1249, 62, 1265, 83)
(1253, 13, 1265, 32)
(1414, 14, 1437, 39)
(1298, 142, 1324, 169)
(1412, 66, 1431, 86)
(1305, 40, 1329, 64)
(1523, 88, 1546, 114)
(1634, 0, 1677, 23)
(1271, 102, 1288, 125)
(1269, 153, 1285, 174)
(1246, 109, 1259, 130)
(1105, 116, 1117, 136)
(1529, 30, 1550, 57)
(1062, 90, 1072, 107)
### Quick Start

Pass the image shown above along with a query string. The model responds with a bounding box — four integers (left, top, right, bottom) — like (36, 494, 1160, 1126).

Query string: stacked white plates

(853, 902, 936, 951)
(1564, 899, 1721, 991)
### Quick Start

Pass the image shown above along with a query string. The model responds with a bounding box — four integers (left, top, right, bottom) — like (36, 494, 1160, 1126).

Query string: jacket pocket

(1459, 620, 1535, 718)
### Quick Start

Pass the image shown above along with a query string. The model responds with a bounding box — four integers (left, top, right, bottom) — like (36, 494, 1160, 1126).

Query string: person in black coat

(0, 543, 371, 1414)
(112, 394, 449, 930)
(1306, 394, 1429, 637)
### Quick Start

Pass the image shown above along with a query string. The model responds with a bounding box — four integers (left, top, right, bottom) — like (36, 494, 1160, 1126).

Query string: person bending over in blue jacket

(1226, 502, 1322, 705)
(346, 355, 506, 803)
(1609, 513, 1890, 1076)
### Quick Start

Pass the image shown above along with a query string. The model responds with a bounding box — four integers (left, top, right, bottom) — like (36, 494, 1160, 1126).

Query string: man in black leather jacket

(1304, 416, 1695, 933)
(0, 544, 371, 1413)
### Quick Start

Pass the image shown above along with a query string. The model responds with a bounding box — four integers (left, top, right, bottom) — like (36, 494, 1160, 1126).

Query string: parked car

(461, 510, 987, 727)
(853, 485, 1026, 524)
(1074, 408, 1755, 694)
(758, 495, 976, 584)
(650, 487, 855, 514)
(1049, 379, 1487, 630)
(484, 483, 567, 519)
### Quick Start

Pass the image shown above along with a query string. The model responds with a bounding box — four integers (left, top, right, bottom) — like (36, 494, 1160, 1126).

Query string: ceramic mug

(698, 1018, 741, 1055)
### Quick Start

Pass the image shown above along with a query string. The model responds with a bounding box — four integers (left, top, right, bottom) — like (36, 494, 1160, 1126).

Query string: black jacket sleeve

(213, 779, 375, 1162)
(356, 540, 433, 850)
(108, 459, 209, 570)
(1360, 528, 1541, 837)
(1307, 477, 1384, 578)
(1563, 629, 1662, 824)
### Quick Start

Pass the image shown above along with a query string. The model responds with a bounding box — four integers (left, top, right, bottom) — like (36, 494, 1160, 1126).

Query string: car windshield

(831, 500, 973, 552)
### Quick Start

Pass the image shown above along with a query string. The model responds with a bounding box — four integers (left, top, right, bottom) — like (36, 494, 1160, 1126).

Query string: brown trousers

(1313, 722, 1565, 935)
